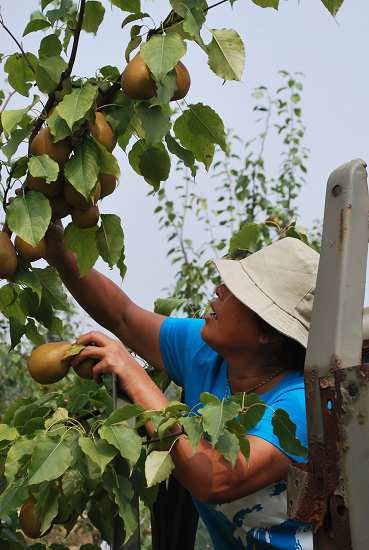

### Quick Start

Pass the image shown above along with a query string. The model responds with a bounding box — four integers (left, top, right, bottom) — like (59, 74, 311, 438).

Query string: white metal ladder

(287, 159, 369, 549)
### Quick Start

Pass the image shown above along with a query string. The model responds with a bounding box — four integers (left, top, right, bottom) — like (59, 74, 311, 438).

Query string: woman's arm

(73, 332, 292, 504)
(44, 222, 166, 370)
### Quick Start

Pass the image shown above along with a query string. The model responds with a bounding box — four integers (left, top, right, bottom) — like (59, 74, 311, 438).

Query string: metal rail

(287, 159, 369, 549)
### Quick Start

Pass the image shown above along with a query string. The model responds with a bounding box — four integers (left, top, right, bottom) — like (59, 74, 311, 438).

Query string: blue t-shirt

(160, 317, 313, 550)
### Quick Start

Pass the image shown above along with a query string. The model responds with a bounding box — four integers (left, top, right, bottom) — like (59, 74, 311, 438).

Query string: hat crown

(240, 237, 319, 321)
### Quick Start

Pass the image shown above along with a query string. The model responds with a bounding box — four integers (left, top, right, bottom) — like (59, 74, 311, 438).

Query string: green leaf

(145, 450, 175, 487)
(251, 0, 279, 7)
(229, 222, 261, 255)
(170, 0, 206, 42)
(272, 409, 307, 457)
(105, 403, 144, 425)
(83, 1, 105, 34)
(23, 11, 51, 36)
(2, 126, 33, 160)
(6, 191, 51, 246)
(79, 436, 117, 474)
(112, 476, 137, 543)
(93, 139, 121, 177)
(96, 214, 124, 268)
(0, 479, 28, 518)
(237, 393, 267, 431)
(135, 103, 171, 145)
(47, 108, 72, 141)
(1, 107, 29, 136)
(99, 425, 142, 469)
(141, 33, 186, 81)
(0, 424, 19, 442)
(5, 437, 35, 482)
(239, 437, 250, 461)
(36, 484, 60, 535)
(34, 266, 69, 311)
(4, 53, 38, 96)
(28, 154, 59, 183)
(103, 94, 134, 136)
(10, 317, 25, 349)
(320, 0, 344, 15)
(25, 319, 45, 346)
(111, 0, 141, 13)
(64, 223, 99, 277)
(139, 145, 171, 190)
(14, 268, 42, 303)
(0, 285, 26, 325)
(121, 12, 150, 29)
(200, 394, 240, 444)
(154, 297, 186, 316)
(216, 430, 240, 467)
(28, 435, 74, 484)
(174, 103, 226, 169)
(57, 83, 98, 130)
(181, 416, 203, 452)
(64, 137, 100, 198)
(39, 34, 63, 57)
(207, 29, 245, 81)
(117, 247, 127, 281)
(165, 134, 196, 174)
(36, 55, 67, 94)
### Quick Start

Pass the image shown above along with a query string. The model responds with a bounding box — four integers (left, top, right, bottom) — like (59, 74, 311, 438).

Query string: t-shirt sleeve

(248, 386, 308, 464)
(159, 316, 205, 387)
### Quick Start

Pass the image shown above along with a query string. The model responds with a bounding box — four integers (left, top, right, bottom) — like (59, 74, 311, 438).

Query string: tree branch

(28, 0, 87, 149)
(0, 90, 16, 114)
(0, 14, 36, 75)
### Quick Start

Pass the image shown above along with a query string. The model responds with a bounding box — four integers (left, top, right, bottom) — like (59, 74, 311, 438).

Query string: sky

(1, 0, 369, 327)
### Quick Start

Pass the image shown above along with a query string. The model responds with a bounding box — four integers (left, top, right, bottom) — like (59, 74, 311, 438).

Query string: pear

(64, 181, 101, 210)
(0, 233, 18, 278)
(30, 127, 71, 165)
(71, 206, 99, 228)
(15, 236, 46, 262)
(90, 112, 116, 152)
(121, 54, 190, 101)
(100, 174, 117, 199)
(26, 174, 63, 198)
(50, 195, 71, 220)
(73, 358, 96, 379)
(27, 342, 73, 384)
(19, 496, 49, 539)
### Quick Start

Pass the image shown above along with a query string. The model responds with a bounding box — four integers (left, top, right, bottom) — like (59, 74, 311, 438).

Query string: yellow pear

(121, 54, 191, 101)
(64, 181, 101, 210)
(50, 195, 71, 220)
(19, 496, 49, 539)
(27, 342, 73, 384)
(30, 127, 71, 166)
(100, 174, 117, 199)
(71, 206, 99, 228)
(0, 233, 18, 278)
(90, 112, 116, 152)
(26, 174, 63, 198)
(15, 236, 46, 262)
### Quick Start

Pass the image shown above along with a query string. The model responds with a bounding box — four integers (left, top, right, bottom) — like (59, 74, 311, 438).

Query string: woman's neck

(225, 352, 287, 394)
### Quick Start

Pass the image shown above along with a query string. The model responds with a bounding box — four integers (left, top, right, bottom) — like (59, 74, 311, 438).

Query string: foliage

(0, 380, 306, 546)
(0, 0, 334, 545)
(154, 71, 320, 316)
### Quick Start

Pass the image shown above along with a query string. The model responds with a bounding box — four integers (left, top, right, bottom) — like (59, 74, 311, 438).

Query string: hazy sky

(1, 0, 369, 322)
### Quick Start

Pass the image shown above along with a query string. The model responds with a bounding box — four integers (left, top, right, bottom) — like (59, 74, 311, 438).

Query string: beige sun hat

(213, 237, 320, 348)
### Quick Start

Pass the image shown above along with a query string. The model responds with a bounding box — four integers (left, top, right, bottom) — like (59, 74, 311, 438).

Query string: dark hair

(256, 316, 306, 371)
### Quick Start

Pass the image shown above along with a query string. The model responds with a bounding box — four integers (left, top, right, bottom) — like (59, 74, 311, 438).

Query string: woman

(46, 229, 318, 549)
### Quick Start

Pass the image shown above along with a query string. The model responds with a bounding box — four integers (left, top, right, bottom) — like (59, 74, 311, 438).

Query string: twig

(0, 14, 36, 74)
(0, 90, 16, 114)
(28, 0, 87, 149)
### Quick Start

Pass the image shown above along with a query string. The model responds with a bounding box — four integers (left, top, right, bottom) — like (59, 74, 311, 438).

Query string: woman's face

(201, 283, 266, 357)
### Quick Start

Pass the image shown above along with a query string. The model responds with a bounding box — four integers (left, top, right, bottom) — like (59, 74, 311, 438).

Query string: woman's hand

(72, 330, 140, 388)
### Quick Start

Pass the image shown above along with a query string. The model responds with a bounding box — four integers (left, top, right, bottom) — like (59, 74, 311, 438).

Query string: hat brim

(213, 258, 308, 348)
